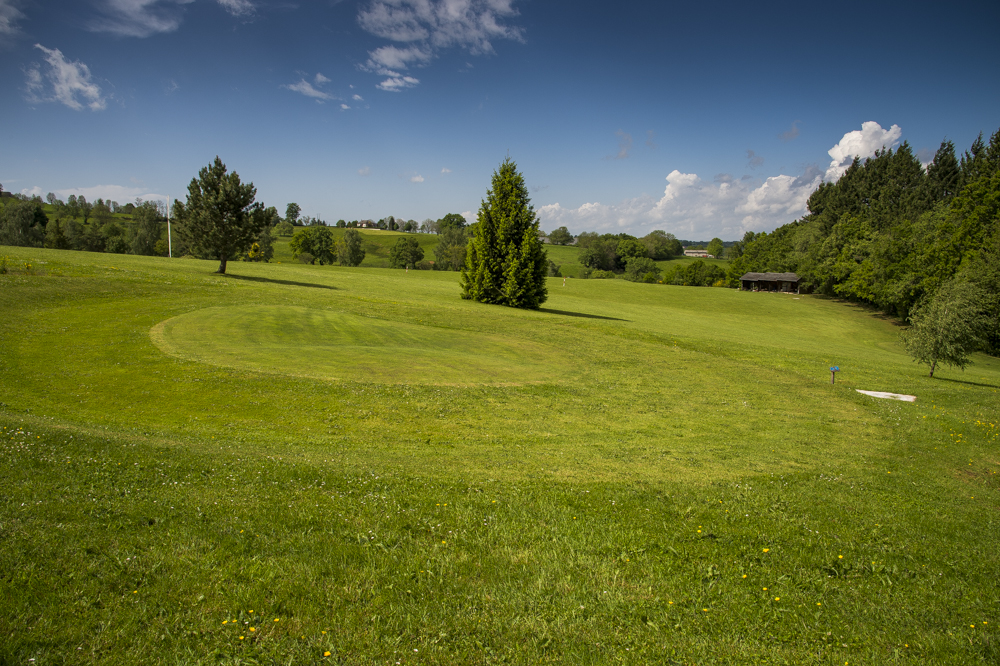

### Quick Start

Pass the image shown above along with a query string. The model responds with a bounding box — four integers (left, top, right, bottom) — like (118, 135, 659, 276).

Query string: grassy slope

(1, 246, 998, 664)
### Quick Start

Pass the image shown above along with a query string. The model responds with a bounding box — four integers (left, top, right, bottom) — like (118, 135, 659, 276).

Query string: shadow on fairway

(538, 308, 628, 322)
(934, 376, 1000, 389)
(223, 274, 338, 291)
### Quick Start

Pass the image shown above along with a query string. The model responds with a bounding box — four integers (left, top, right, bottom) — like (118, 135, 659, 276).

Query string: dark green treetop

(461, 158, 548, 309)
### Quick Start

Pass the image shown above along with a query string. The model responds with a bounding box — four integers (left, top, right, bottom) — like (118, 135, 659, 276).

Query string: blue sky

(2, 0, 998, 240)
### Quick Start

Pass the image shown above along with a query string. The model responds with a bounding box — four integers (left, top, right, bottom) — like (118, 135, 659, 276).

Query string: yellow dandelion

(838, 555, 843, 559)
(763, 548, 769, 553)
(742, 574, 747, 579)
(239, 636, 244, 640)
(249, 627, 255, 632)
(274, 618, 279, 622)
(324, 652, 331, 657)
(817, 603, 822, 606)
(775, 597, 780, 601)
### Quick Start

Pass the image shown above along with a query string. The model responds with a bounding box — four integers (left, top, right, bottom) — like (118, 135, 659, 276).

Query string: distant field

(1, 246, 998, 664)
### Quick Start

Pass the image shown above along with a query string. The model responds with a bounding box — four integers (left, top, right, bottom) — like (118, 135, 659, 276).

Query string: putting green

(151, 305, 570, 385)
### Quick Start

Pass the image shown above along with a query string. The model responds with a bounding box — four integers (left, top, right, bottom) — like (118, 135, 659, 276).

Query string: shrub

(297, 252, 315, 265)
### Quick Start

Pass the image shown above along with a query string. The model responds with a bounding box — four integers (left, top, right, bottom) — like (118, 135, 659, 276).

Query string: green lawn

(1, 246, 998, 664)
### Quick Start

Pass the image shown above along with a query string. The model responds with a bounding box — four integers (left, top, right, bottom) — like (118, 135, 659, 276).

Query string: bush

(624, 256, 660, 282)
(105, 236, 129, 254)
(416, 260, 433, 271)
(297, 252, 315, 265)
(589, 269, 616, 279)
(547, 260, 561, 277)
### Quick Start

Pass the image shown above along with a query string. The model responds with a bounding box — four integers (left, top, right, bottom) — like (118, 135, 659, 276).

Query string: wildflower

(762, 548, 769, 553)
(239, 636, 244, 640)
(274, 618, 279, 622)
(775, 597, 780, 601)
(249, 627, 255, 632)
(324, 652, 331, 657)
(838, 555, 843, 559)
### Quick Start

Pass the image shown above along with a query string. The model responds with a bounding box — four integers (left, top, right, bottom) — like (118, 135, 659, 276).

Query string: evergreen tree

(173, 157, 266, 274)
(924, 140, 960, 203)
(461, 158, 548, 309)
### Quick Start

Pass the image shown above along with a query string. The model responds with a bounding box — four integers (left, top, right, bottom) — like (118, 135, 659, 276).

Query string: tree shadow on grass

(538, 308, 628, 322)
(222, 274, 338, 291)
(933, 376, 1000, 389)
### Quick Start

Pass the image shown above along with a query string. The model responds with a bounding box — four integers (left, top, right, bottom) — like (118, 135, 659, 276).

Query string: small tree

(706, 237, 725, 258)
(461, 158, 548, 308)
(131, 200, 163, 256)
(285, 203, 301, 225)
(901, 279, 989, 377)
(389, 236, 424, 268)
(338, 228, 366, 266)
(173, 157, 266, 274)
(548, 226, 574, 245)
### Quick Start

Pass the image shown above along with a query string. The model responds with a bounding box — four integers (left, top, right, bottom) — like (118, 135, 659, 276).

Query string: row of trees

(727, 128, 1000, 364)
(288, 225, 366, 266)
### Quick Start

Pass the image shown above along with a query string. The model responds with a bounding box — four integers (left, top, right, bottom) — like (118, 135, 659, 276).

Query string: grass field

(1, 246, 998, 664)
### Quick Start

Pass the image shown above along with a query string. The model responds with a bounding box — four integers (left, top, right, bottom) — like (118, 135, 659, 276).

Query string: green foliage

(388, 235, 424, 268)
(432, 226, 468, 271)
(275, 220, 294, 236)
(641, 229, 682, 259)
(337, 228, 366, 267)
(616, 237, 647, 262)
(547, 226, 574, 245)
(902, 279, 989, 376)
(547, 259, 561, 277)
(285, 202, 300, 225)
(173, 156, 267, 274)
(289, 226, 336, 265)
(706, 237, 724, 258)
(0, 199, 46, 248)
(130, 201, 163, 256)
(623, 256, 660, 282)
(664, 259, 726, 286)
(437, 212, 467, 232)
(43, 219, 70, 250)
(461, 158, 548, 309)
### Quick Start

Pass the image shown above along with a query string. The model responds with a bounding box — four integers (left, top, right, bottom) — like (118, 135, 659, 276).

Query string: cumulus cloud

(825, 120, 901, 181)
(25, 44, 106, 111)
(87, 0, 254, 37)
(352, 93, 364, 101)
(537, 167, 822, 240)
(358, 0, 524, 90)
(284, 76, 333, 101)
(0, 0, 25, 40)
(410, 174, 424, 183)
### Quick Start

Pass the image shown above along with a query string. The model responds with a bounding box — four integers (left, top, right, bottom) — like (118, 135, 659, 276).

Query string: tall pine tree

(461, 158, 548, 309)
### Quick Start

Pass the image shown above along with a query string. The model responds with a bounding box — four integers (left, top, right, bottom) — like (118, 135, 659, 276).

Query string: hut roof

(739, 272, 800, 282)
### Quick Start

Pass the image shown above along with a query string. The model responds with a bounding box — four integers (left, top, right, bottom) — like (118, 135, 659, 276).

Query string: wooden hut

(739, 272, 800, 293)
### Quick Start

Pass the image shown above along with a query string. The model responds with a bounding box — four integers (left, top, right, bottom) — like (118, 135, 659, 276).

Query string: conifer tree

(461, 158, 548, 309)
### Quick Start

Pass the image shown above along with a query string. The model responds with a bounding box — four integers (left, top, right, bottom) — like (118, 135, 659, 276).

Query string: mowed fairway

(1, 247, 999, 664)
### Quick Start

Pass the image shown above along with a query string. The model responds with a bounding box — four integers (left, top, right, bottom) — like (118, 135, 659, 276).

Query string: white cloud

(48, 184, 169, 205)
(359, 166, 371, 176)
(0, 0, 25, 39)
(340, 103, 350, 110)
(779, 120, 800, 142)
(358, 0, 524, 90)
(825, 121, 902, 181)
(87, 0, 253, 37)
(216, 0, 253, 17)
(441, 167, 451, 173)
(410, 174, 424, 183)
(314, 72, 330, 85)
(537, 167, 822, 240)
(283, 77, 333, 101)
(25, 44, 106, 111)
(377, 74, 420, 91)
(352, 93, 364, 101)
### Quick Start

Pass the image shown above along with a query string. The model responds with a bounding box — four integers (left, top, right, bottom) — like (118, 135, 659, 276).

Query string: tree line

(726, 127, 1000, 359)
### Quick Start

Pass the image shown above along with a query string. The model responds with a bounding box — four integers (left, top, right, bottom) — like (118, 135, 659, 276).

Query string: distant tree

(275, 220, 294, 236)
(290, 225, 336, 265)
(548, 226, 574, 245)
(0, 199, 46, 247)
(285, 203, 301, 225)
(641, 230, 680, 259)
(79, 196, 92, 224)
(579, 237, 619, 272)
(131, 200, 163, 256)
(706, 237, 725, 258)
(547, 259, 561, 277)
(66, 195, 80, 218)
(337, 228, 366, 266)
(624, 256, 661, 282)
(433, 226, 468, 270)
(438, 213, 467, 233)
(421, 218, 438, 234)
(617, 238, 647, 263)
(172, 156, 267, 274)
(461, 158, 548, 309)
(336, 219, 346, 228)
(46, 192, 57, 205)
(389, 236, 424, 268)
(245, 227, 276, 263)
(44, 218, 71, 249)
(901, 279, 989, 377)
